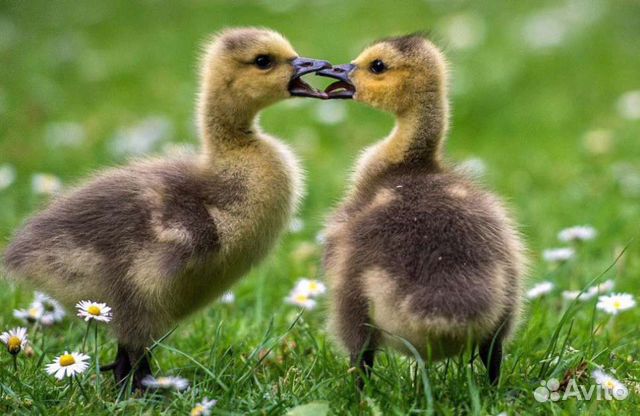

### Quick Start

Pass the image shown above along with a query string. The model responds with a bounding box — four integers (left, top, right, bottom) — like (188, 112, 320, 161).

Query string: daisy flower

(456, 157, 487, 178)
(558, 226, 597, 242)
(220, 292, 235, 304)
(0, 163, 16, 191)
(141, 375, 190, 391)
(46, 351, 90, 379)
(0, 327, 28, 355)
(13, 303, 44, 324)
(191, 398, 218, 416)
(586, 279, 615, 297)
(285, 290, 317, 310)
(617, 90, 640, 120)
(34, 292, 66, 325)
(526, 281, 554, 299)
(542, 247, 575, 263)
(289, 217, 304, 233)
(592, 369, 629, 400)
(31, 173, 62, 195)
(562, 280, 615, 302)
(293, 278, 327, 297)
(561, 290, 594, 302)
(76, 300, 112, 323)
(596, 293, 636, 315)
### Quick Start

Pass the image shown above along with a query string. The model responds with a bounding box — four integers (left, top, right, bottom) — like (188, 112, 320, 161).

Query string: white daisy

(76, 300, 112, 323)
(0, 327, 28, 355)
(109, 116, 173, 156)
(34, 292, 66, 325)
(543, 247, 575, 263)
(220, 292, 235, 304)
(592, 369, 629, 400)
(191, 398, 218, 416)
(558, 226, 597, 242)
(293, 278, 327, 297)
(141, 375, 189, 391)
(439, 12, 486, 50)
(586, 279, 615, 297)
(562, 281, 613, 302)
(522, 10, 568, 49)
(289, 217, 304, 233)
(456, 157, 487, 178)
(31, 173, 62, 195)
(596, 293, 636, 315)
(561, 290, 594, 302)
(616, 90, 640, 120)
(13, 303, 44, 324)
(46, 351, 90, 379)
(285, 290, 317, 310)
(526, 281, 554, 299)
(0, 163, 16, 191)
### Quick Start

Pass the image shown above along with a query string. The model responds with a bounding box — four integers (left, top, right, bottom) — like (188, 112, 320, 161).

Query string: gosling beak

(288, 57, 332, 99)
(316, 64, 356, 99)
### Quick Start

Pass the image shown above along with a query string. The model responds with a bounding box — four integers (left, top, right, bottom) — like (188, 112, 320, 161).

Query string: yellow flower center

(7, 336, 22, 354)
(191, 405, 205, 416)
(294, 293, 308, 302)
(29, 307, 40, 318)
(309, 281, 318, 291)
(157, 377, 171, 387)
(59, 354, 76, 367)
(613, 300, 622, 309)
(87, 305, 102, 316)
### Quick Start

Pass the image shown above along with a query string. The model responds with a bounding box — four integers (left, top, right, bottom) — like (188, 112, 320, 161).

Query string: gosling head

(319, 34, 448, 115)
(200, 27, 330, 113)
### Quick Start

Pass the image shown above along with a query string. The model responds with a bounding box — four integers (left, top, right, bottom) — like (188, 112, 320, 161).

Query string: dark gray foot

(101, 345, 152, 391)
(100, 344, 132, 386)
(132, 353, 152, 391)
(479, 339, 502, 385)
(350, 349, 375, 390)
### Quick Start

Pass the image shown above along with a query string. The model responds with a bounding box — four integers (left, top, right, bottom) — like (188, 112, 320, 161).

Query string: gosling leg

(479, 338, 503, 385)
(350, 348, 376, 390)
(128, 348, 153, 391)
(100, 344, 132, 386)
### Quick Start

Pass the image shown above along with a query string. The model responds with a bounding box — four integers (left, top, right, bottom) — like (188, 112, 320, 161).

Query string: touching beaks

(317, 64, 356, 99)
(288, 57, 332, 99)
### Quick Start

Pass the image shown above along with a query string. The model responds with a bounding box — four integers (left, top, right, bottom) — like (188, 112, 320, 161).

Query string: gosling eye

(254, 55, 273, 70)
(369, 59, 387, 74)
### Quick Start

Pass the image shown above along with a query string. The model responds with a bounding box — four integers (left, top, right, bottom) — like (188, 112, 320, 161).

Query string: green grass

(1, 0, 640, 414)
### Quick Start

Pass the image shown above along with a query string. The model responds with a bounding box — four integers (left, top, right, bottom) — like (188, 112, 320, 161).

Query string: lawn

(1, 0, 640, 414)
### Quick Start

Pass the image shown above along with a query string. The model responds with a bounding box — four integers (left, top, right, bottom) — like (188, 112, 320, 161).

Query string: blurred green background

(1, 0, 640, 414)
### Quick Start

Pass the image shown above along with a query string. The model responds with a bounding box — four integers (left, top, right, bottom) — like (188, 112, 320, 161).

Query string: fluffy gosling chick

(3, 28, 329, 389)
(318, 35, 526, 385)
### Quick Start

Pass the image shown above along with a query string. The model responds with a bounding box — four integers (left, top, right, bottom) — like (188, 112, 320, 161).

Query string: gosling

(3, 27, 330, 389)
(318, 34, 526, 386)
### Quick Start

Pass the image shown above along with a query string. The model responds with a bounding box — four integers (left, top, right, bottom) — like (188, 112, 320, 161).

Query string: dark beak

(316, 64, 356, 99)
(288, 57, 331, 99)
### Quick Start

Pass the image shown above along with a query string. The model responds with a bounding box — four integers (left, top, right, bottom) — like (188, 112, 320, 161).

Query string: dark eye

(254, 55, 273, 69)
(369, 59, 387, 74)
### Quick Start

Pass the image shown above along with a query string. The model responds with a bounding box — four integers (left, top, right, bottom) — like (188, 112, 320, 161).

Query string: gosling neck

(197, 90, 260, 156)
(389, 91, 449, 171)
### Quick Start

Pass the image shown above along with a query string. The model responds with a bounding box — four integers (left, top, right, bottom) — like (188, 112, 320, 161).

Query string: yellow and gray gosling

(318, 35, 527, 386)
(3, 27, 329, 389)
